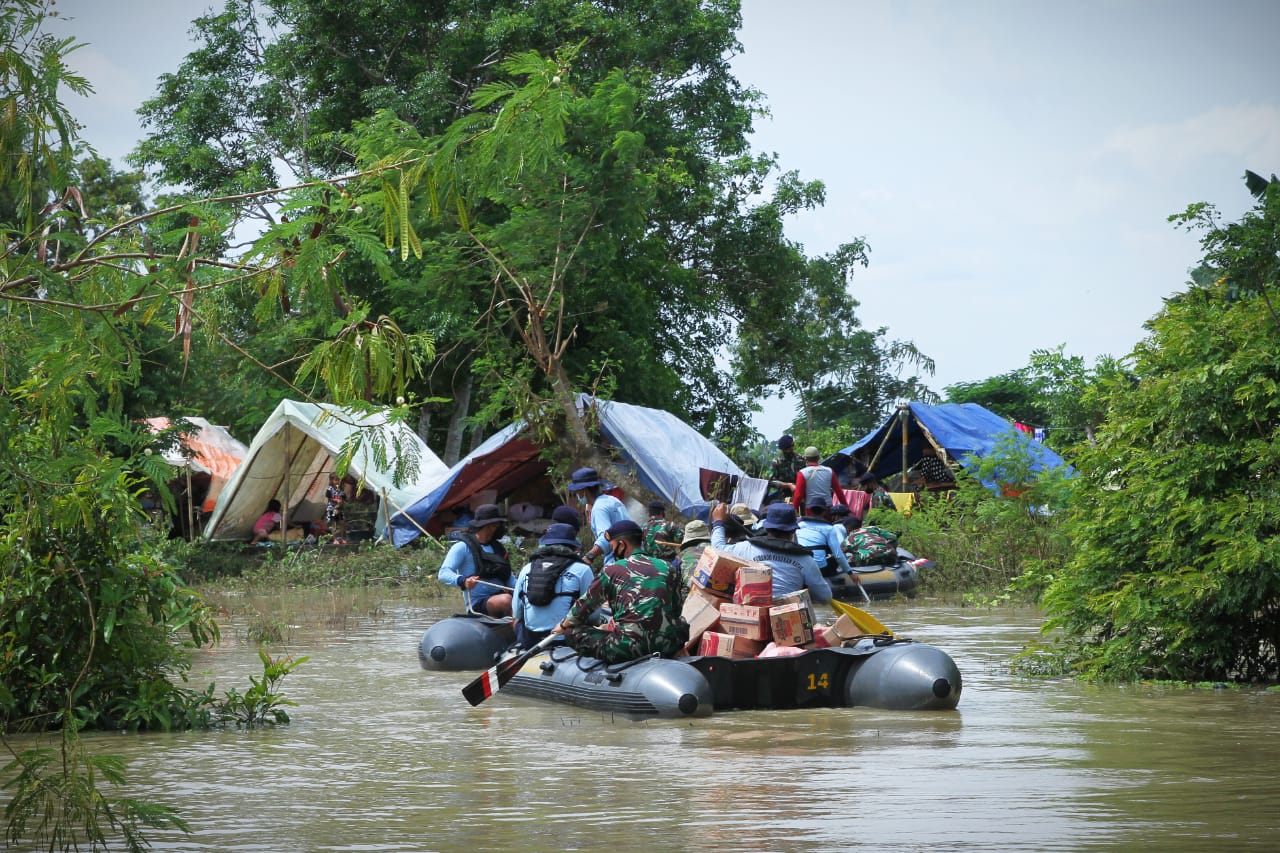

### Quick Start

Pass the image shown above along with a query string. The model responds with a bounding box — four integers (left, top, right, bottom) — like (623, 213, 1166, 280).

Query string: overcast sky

(54, 1, 1280, 440)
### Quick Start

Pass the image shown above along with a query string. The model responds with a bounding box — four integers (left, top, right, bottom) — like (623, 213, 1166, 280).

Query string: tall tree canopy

(1033, 174, 1280, 682)
(132, 0, 911, 451)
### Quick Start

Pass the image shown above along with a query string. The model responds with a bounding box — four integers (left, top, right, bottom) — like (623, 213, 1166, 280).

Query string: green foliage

(1030, 176, 1280, 682)
(217, 651, 307, 727)
(3, 733, 191, 853)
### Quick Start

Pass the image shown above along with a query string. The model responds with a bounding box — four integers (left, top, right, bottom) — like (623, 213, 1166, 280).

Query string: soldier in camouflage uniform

(643, 500, 680, 564)
(556, 520, 688, 663)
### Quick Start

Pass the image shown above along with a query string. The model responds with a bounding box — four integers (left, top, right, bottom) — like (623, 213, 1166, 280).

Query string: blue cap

(540, 523, 581, 549)
(550, 505, 581, 529)
(777, 434, 794, 449)
(605, 519, 643, 539)
(762, 504, 799, 532)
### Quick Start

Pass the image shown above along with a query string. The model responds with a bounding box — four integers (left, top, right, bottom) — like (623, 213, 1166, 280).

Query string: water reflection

(29, 597, 1275, 852)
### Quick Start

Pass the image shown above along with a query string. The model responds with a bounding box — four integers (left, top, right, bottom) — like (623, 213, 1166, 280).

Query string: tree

(732, 234, 936, 436)
(2, 6, 428, 846)
(132, 0, 887, 450)
(1030, 174, 1280, 682)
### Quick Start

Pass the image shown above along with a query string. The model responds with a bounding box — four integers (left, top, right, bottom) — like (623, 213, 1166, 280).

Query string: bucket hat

(762, 504, 799, 532)
(539, 523, 581, 549)
(681, 519, 711, 546)
(470, 503, 506, 527)
(566, 467, 610, 491)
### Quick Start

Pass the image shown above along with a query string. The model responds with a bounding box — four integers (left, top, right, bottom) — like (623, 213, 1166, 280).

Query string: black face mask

(611, 543, 627, 562)
(493, 524, 507, 539)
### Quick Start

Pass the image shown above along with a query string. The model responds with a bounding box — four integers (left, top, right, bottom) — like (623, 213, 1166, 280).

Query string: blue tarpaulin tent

(388, 395, 744, 547)
(832, 402, 1072, 491)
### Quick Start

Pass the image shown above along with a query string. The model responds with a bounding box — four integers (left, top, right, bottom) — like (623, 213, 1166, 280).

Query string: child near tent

(325, 472, 350, 545)
(251, 499, 284, 544)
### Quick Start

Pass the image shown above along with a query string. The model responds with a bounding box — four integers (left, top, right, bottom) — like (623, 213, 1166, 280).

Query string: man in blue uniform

(512, 523, 594, 647)
(796, 498, 855, 579)
(709, 502, 832, 603)
(436, 504, 516, 616)
(566, 466, 631, 565)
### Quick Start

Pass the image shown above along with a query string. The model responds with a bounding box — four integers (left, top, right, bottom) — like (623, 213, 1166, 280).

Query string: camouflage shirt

(643, 518, 680, 561)
(564, 553, 687, 651)
(770, 451, 805, 486)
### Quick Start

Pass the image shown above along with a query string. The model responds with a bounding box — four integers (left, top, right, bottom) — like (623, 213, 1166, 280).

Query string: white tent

(203, 400, 449, 542)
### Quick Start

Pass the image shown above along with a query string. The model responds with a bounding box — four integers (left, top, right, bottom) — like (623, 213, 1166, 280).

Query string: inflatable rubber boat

(501, 637, 961, 720)
(829, 548, 933, 601)
(418, 614, 514, 671)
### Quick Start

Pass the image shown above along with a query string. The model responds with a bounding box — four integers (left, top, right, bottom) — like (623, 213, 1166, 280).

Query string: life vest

(523, 547, 581, 607)
(753, 535, 815, 558)
(799, 464, 837, 504)
(449, 530, 512, 582)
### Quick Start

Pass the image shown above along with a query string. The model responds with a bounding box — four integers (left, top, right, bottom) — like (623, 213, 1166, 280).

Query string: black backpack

(525, 552, 579, 607)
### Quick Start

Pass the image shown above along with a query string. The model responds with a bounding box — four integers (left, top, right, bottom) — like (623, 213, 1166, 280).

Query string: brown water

(40, 595, 1280, 851)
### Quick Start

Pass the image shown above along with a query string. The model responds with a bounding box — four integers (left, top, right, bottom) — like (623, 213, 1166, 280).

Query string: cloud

(1100, 103, 1280, 174)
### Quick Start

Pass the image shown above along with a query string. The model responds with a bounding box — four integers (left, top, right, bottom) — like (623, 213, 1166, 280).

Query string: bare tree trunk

(416, 406, 431, 445)
(443, 372, 473, 466)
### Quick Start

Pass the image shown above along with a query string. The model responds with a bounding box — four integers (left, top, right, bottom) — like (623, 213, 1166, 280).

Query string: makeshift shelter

(142, 417, 249, 538)
(203, 400, 449, 543)
(388, 395, 746, 548)
(832, 402, 1072, 493)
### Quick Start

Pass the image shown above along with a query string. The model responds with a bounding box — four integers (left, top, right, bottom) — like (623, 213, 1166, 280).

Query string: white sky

(54, 1, 1280, 440)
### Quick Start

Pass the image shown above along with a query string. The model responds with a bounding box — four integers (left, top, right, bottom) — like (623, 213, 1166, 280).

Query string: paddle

(461, 632, 558, 707)
(830, 599, 894, 637)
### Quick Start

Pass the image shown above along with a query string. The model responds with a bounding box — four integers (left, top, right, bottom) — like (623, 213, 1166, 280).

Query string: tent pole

(186, 466, 194, 541)
(901, 404, 909, 488)
(382, 489, 445, 549)
(283, 422, 292, 535)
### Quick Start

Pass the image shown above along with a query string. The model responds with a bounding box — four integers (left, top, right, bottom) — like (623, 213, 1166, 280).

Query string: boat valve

(605, 671, 624, 684)
(539, 660, 557, 674)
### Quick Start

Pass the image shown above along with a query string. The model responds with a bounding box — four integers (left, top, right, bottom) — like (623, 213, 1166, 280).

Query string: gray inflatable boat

(418, 614, 515, 671)
(501, 637, 961, 719)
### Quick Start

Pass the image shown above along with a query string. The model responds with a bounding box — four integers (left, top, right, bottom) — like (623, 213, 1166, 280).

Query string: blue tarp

(388, 395, 744, 547)
(834, 402, 1072, 490)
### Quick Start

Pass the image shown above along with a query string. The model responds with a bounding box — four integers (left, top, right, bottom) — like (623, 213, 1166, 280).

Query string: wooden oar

(830, 599, 894, 637)
(461, 633, 558, 707)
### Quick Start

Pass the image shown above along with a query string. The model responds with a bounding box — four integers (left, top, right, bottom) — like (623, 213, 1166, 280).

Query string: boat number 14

(806, 672, 830, 691)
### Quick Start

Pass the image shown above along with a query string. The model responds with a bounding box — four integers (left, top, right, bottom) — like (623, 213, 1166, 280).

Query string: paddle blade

(831, 600, 893, 637)
(460, 635, 555, 706)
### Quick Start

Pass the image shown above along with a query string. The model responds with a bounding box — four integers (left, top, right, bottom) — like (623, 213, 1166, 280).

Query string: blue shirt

(796, 518, 853, 576)
(709, 521, 832, 603)
(589, 493, 631, 564)
(512, 557, 596, 632)
(437, 539, 516, 612)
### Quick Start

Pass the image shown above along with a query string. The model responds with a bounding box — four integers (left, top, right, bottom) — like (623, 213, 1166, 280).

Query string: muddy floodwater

(42, 593, 1280, 851)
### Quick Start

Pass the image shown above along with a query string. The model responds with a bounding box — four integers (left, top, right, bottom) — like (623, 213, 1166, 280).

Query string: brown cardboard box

(691, 548, 755, 595)
(718, 603, 772, 641)
(729, 636, 767, 659)
(698, 631, 737, 657)
(819, 614, 861, 648)
(733, 564, 773, 606)
(772, 588, 816, 627)
(769, 601, 815, 647)
(689, 578, 732, 603)
(681, 586, 724, 649)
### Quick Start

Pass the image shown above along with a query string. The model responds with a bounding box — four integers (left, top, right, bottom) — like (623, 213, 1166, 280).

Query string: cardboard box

(681, 587, 723, 649)
(769, 601, 815, 647)
(718, 603, 772, 641)
(729, 636, 767, 659)
(698, 631, 737, 657)
(819, 614, 861, 648)
(733, 564, 773, 606)
(691, 548, 755, 595)
(689, 578, 732, 602)
(772, 588, 816, 627)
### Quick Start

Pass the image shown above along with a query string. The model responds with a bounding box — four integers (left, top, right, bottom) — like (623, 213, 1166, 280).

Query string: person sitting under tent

(910, 445, 956, 493)
(709, 502, 832, 603)
(554, 520, 687, 664)
(437, 504, 516, 617)
(567, 467, 630, 566)
(512, 523, 595, 648)
(249, 498, 312, 545)
(856, 472, 897, 512)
